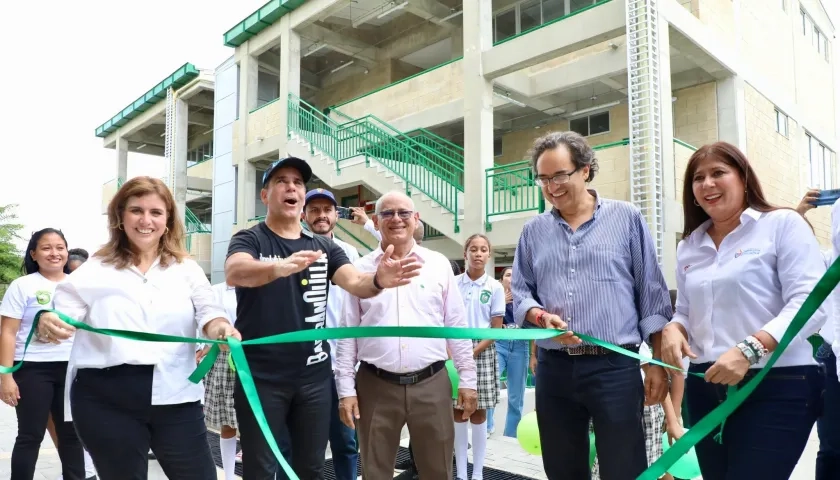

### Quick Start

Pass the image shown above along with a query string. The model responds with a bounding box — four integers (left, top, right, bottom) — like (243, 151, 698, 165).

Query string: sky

(0, 1, 838, 254)
(0, 0, 264, 253)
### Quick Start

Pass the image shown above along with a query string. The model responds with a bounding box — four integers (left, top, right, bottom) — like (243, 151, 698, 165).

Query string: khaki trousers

(356, 365, 454, 479)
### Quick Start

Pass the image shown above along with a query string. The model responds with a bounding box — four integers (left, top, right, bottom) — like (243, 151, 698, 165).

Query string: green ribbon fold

(3, 252, 836, 480)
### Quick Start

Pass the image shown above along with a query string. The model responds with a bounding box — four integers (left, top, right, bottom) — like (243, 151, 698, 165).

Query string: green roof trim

(223, 0, 306, 48)
(94, 63, 200, 138)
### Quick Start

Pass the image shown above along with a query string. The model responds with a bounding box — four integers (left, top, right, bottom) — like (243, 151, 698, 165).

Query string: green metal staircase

(289, 94, 464, 234)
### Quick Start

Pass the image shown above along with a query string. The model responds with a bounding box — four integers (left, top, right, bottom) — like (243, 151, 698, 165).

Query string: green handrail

(288, 94, 463, 233)
(334, 222, 375, 253)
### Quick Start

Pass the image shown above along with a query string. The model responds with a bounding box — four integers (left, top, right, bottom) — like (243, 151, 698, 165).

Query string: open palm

(375, 244, 422, 288)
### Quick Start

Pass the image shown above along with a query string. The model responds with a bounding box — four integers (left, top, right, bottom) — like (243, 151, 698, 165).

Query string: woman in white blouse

(35, 177, 240, 480)
(661, 142, 826, 480)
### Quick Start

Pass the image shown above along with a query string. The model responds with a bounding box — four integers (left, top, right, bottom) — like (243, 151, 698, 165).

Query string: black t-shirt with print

(227, 222, 350, 384)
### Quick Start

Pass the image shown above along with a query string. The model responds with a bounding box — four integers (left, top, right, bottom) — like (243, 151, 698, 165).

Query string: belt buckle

(399, 374, 419, 385)
(566, 346, 585, 356)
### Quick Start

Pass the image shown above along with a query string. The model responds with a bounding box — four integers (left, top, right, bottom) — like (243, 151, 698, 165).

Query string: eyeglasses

(378, 210, 414, 220)
(535, 167, 580, 187)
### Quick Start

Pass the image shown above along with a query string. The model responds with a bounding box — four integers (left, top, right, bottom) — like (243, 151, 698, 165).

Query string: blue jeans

(686, 362, 823, 480)
(488, 340, 529, 437)
(330, 374, 359, 480)
(536, 348, 646, 480)
(817, 342, 840, 480)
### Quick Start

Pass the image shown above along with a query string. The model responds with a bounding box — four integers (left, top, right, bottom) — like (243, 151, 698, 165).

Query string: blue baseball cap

(262, 156, 312, 186)
(305, 188, 337, 207)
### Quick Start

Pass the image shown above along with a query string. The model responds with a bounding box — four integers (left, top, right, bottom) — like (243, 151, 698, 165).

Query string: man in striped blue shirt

(512, 131, 672, 480)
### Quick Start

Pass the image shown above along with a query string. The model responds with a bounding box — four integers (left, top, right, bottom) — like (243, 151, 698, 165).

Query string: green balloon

(661, 431, 702, 479)
(516, 412, 597, 469)
(445, 359, 459, 399)
(517, 411, 541, 455)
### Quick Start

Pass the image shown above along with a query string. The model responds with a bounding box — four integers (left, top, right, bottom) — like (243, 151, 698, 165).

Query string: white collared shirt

(672, 208, 826, 368)
(53, 256, 229, 419)
(830, 199, 840, 359)
(327, 236, 359, 369)
(456, 273, 506, 329)
(211, 282, 238, 326)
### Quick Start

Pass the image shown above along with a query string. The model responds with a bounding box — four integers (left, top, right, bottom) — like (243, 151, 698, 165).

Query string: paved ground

(0, 389, 819, 479)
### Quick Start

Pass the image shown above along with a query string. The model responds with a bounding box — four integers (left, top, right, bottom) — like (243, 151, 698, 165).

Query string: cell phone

(337, 206, 355, 220)
(809, 189, 840, 207)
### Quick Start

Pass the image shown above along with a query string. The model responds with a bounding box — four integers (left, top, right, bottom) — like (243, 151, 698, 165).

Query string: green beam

(94, 63, 199, 138)
(223, 0, 306, 48)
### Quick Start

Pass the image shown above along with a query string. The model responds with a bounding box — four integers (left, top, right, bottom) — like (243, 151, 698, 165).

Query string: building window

(570, 111, 610, 137)
(801, 8, 830, 62)
(492, 0, 597, 43)
(775, 109, 788, 137)
(494, 137, 503, 157)
(808, 133, 834, 189)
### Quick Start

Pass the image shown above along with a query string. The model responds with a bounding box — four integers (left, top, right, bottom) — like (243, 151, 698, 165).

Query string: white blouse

(672, 208, 826, 368)
(54, 256, 229, 419)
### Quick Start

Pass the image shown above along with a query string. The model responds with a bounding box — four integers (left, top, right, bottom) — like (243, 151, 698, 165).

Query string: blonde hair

(96, 176, 188, 269)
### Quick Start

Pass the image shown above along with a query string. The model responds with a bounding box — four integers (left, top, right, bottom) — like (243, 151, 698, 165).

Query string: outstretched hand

(374, 244, 422, 288)
(275, 250, 323, 278)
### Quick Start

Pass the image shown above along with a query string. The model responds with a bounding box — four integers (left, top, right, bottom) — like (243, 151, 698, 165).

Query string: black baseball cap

(262, 156, 313, 186)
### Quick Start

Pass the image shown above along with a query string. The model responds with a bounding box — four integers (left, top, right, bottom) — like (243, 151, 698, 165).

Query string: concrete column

(658, 16, 678, 289)
(716, 76, 747, 151)
(173, 96, 189, 228)
(278, 15, 301, 155)
(116, 136, 128, 183)
(462, 0, 494, 244)
(238, 55, 259, 122)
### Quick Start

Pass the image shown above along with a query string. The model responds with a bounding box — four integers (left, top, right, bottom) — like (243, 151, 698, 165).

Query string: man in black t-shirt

(225, 157, 421, 480)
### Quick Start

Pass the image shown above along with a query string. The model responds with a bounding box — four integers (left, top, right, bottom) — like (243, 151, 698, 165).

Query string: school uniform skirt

(454, 340, 500, 410)
(204, 350, 238, 430)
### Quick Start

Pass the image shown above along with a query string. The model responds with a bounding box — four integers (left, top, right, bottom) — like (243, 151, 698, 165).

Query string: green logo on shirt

(35, 290, 51, 305)
(479, 290, 491, 304)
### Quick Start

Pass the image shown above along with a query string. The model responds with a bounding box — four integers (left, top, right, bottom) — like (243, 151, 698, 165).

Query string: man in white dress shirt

(302, 188, 360, 480)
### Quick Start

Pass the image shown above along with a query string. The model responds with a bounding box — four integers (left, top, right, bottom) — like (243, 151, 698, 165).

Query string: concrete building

(97, 62, 217, 277)
(211, 0, 836, 287)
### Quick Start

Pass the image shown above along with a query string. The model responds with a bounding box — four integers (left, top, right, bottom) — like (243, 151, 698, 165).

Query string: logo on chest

(735, 248, 760, 258)
(479, 290, 491, 304)
(35, 290, 51, 305)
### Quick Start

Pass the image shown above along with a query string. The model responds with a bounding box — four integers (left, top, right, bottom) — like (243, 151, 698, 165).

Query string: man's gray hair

(528, 131, 599, 182)
(374, 190, 416, 214)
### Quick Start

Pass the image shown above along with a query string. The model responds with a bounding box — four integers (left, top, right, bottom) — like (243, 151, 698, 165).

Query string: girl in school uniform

(453, 234, 506, 480)
(0, 228, 86, 480)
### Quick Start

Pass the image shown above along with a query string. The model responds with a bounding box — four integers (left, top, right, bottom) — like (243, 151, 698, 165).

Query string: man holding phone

(301, 188, 361, 480)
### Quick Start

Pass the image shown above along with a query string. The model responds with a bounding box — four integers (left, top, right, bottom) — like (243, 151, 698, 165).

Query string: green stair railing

(289, 94, 463, 233)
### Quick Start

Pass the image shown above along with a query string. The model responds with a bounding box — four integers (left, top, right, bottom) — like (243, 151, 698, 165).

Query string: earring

(117, 223, 124, 231)
(693, 199, 700, 206)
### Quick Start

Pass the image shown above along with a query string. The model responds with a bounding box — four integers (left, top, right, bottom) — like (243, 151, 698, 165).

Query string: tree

(0, 204, 24, 297)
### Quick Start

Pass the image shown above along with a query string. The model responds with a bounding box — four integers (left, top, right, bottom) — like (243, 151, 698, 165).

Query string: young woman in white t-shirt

(0, 228, 86, 480)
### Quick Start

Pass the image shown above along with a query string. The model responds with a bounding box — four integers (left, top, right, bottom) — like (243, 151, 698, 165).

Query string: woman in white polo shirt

(453, 234, 505, 480)
(0, 228, 86, 480)
(661, 142, 826, 479)
(33, 177, 239, 480)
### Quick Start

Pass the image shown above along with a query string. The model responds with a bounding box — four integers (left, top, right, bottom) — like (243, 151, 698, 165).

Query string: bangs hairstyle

(96, 176, 188, 269)
(681, 142, 802, 238)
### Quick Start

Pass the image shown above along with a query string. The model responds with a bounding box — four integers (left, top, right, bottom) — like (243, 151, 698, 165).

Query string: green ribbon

(3, 251, 836, 480)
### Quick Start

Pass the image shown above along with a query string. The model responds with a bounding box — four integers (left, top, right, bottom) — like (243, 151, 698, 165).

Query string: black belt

(545, 344, 639, 356)
(361, 360, 445, 385)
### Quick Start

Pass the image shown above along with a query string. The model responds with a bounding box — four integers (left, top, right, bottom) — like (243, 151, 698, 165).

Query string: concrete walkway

(0, 389, 820, 479)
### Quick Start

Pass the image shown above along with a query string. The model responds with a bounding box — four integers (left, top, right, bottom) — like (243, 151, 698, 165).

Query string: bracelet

(372, 273, 383, 290)
(744, 335, 769, 360)
(736, 342, 758, 365)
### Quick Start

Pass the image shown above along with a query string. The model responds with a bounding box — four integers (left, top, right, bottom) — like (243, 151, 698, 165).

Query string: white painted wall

(211, 56, 239, 284)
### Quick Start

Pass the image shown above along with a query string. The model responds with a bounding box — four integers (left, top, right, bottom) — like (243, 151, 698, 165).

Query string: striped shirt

(511, 191, 672, 350)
